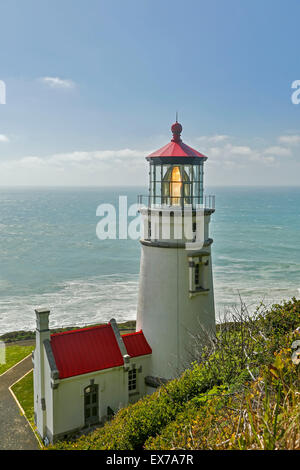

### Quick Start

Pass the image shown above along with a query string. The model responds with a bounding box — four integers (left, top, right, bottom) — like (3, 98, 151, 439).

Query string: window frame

(84, 383, 99, 426)
(149, 162, 204, 208)
(128, 368, 137, 392)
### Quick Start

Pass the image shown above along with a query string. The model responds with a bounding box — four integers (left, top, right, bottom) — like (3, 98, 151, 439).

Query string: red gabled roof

(147, 121, 207, 160)
(51, 324, 123, 379)
(122, 330, 152, 358)
(50, 324, 152, 379)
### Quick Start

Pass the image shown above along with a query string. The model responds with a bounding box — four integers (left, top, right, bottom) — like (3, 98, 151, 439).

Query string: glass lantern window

(149, 162, 203, 207)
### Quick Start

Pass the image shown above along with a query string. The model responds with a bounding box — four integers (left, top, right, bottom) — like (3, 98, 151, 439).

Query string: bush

(146, 344, 300, 450)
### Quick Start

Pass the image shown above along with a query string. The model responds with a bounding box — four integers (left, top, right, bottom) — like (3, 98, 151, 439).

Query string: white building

(33, 310, 152, 443)
(33, 120, 215, 443)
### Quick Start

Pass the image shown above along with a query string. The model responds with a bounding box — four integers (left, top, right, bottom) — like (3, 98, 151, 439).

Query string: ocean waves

(0, 186, 299, 334)
(0, 274, 139, 335)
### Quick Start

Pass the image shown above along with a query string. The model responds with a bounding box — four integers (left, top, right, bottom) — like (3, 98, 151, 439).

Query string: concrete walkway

(0, 355, 40, 450)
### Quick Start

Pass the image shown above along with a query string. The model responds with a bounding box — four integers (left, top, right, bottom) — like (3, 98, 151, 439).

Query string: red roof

(148, 140, 207, 159)
(147, 121, 207, 160)
(122, 330, 152, 358)
(50, 324, 151, 379)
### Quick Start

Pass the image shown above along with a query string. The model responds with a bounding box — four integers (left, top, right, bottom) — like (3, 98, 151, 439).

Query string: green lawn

(11, 370, 35, 427)
(0, 344, 34, 375)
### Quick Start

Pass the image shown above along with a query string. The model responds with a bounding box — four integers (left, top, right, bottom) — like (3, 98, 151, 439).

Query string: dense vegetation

(51, 298, 300, 450)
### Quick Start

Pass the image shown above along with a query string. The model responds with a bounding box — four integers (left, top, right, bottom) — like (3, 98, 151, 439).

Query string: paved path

(0, 355, 40, 450)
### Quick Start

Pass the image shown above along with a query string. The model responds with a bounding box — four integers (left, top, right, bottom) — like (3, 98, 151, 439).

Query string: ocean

(0, 186, 299, 335)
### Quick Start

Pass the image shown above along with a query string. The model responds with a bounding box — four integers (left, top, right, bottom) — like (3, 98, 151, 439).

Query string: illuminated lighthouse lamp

(145, 121, 207, 209)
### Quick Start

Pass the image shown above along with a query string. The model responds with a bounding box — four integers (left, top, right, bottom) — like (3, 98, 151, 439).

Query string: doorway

(84, 383, 99, 426)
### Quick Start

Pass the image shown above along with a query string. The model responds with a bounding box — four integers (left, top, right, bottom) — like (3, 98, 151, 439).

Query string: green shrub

(146, 343, 300, 450)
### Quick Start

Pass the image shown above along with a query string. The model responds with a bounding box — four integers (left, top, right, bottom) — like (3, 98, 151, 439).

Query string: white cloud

(0, 134, 9, 142)
(0, 147, 150, 186)
(0, 133, 296, 186)
(278, 135, 300, 146)
(40, 77, 76, 89)
(47, 148, 147, 166)
(264, 146, 291, 157)
(198, 136, 290, 169)
(226, 144, 252, 156)
(0, 148, 148, 175)
(197, 135, 230, 144)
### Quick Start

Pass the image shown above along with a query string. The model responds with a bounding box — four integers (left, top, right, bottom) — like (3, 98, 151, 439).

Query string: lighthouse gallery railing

(137, 194, 215, 211)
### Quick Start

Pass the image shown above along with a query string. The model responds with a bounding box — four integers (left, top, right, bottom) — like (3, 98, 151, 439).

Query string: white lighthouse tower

(136, 120, 216, 382)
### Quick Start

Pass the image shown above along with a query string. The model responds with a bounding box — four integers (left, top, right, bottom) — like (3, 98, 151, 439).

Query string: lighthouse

(136, 121, 216, 382)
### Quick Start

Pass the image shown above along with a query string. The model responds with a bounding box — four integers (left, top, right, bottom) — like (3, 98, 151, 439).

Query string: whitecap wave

(0, 274, 139, 335)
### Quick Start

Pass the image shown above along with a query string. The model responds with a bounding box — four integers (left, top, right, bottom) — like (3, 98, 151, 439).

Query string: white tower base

(136, 208, 215, 381)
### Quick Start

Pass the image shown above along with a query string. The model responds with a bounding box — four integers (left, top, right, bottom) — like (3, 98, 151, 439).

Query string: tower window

(148, 220, 151, 238)
(188, 256, 210, 295)
(128, 368, 137, 391)
(194, 264, 200, 286)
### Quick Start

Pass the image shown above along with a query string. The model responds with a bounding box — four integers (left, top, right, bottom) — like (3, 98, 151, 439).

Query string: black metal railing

(137, 194, 215, 210)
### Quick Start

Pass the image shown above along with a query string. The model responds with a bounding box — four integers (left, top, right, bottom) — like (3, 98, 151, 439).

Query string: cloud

(0, 133, 295, 186)
(0, 134, 9, 142)
(198, 136, 289, 168)
(0, 147, 149, 185)
(0, 148, 148, 171)
(47, 148, 147, 166)
(196, 135, 230, 144)
(226, 144, 252, 156)
(40, 77, 76, 89)
(264, 146, 292, 157)
(278, 135, 300, 145)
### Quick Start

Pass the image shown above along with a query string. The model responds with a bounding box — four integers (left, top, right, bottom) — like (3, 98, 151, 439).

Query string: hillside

(51, 298, 300, 450)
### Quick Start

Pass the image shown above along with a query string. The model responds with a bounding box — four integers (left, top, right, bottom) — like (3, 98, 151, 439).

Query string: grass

(11, 370, 35, 427)
(0, 344, 34, 375)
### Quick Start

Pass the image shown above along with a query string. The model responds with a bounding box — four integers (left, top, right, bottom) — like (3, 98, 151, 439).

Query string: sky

(0, 0, 300, 186)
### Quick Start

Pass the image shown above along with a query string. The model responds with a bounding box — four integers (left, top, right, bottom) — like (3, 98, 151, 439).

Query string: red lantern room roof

(147, 121, 207, 162)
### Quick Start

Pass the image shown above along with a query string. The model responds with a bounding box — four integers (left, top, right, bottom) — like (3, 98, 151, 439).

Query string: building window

(194, 263, 200, 286)
(84, 383, 99, 426)
(188, 256, 210, 295)
(128, 368, 137, 391)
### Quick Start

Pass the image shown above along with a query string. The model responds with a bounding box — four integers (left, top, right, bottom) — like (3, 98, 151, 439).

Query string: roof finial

(176, 111, 178, 123)
(171, 119, 182, 143)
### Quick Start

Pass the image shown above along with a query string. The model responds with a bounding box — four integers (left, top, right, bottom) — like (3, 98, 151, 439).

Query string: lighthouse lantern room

(147, 121, 205, 209)
(137, 121, 216, 384)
